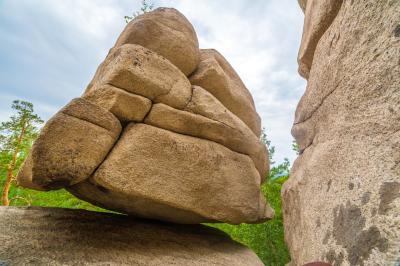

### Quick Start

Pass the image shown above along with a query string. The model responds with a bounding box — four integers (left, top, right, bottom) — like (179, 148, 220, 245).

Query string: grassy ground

(1, 176, 290, 266)
(4, 182, 105, 212)
(210, 176, 290, 265)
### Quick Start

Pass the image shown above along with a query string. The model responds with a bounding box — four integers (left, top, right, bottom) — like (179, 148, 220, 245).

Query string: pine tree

(0, 100, 43, 205)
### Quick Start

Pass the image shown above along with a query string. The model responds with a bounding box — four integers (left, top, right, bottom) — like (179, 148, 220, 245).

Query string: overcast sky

(0, 0, 306, 164)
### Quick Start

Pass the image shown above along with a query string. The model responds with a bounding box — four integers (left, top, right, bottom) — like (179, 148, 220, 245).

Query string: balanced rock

(0, 207, 264, 266)
(283, 1, 400, 265)
(17, 8, 270, 224)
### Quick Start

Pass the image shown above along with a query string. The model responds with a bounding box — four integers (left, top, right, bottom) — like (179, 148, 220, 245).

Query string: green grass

(209, 176, 291, 266)
(1, 176, 290, 266)
(3, 181, 106, 212)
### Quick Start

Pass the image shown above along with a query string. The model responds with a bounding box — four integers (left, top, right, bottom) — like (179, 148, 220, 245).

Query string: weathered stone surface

(283, 1, 400, 265)
(145, 85, 268, 180)
(17, 98, 121, 190)
(83, 84, 152, 122)
(114, 8, 199, 76)
(0, 207, 264, 266)
(298, 0, 307, 12)
(297, 0, 343, 79)
(189, 49, 261, 137)
(86, 44, 192, 109)
(69, 123, 273, 224)
(16, 9, 270, 226)
(16, 153, 45, 191)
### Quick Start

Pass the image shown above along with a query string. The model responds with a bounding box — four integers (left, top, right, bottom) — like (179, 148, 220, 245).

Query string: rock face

(17, 98, 121, 190)
(144, 85, 268, 180)
(85, 44, 192, 110)
(114, 7, 199, 76)
(83, 84, 152, 122)
(0, 207, 264, 266)
(68, 123, 272, 224)
(16, 8, 270, 225)
(283, 1, 400, 265)
(189, 49, 262, 137)
(297, 0, 343, 79)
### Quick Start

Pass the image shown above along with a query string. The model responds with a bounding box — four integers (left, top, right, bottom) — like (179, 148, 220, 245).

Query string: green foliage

(4, 184, 107, 212)
(1, 100, 44, 205)
(260, 128, 275, 165)
(0, 100, 43, 173)
(209, 129, 293, 265)
(292, 140, 300, 155)
(210, 176, 290, 265)
(125, 0, 155, 23)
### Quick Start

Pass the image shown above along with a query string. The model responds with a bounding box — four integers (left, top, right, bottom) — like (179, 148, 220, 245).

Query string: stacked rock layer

(283, 0, 400, 265)
(17, 8, 272, 225)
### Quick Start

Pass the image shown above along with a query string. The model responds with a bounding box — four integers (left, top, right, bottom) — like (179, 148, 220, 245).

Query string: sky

(0, 0, 306, 164)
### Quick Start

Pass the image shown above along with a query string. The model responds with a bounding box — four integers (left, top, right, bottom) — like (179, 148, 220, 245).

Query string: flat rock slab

(0, 207, 263, 266)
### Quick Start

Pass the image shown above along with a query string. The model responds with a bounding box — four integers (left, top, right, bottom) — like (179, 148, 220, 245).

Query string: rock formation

(283, 0, 400, 265)
(0, 207, 264, 265)
(16, 7, 271, 225)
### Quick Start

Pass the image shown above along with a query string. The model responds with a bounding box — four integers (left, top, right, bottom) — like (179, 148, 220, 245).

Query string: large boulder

(17, 9, 270, 225)
(114, 8, 199, 76)
(68, 123, 273, 224)
(283, 1, 400, 265)
(17, 98, 121, 190)
(189, 49, 262, 137)
(0, 207, 264, 266)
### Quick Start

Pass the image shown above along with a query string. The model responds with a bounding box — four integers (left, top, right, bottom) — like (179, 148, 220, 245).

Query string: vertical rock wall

(283, 0, 400, 265)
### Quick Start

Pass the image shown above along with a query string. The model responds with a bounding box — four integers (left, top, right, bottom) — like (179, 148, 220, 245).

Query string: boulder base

(0, 207, 263, 266)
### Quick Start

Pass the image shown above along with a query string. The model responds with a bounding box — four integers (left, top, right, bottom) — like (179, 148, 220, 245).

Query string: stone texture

(16, 9, 270, 226)
(68, 123, 273, 224)
(297, 0, 343, 79)
(283, 1, 400, 265)
(86, 43, 192, 110)
(0, 206, 264, 266)
(145, 85, 268, 180)
(16, 98, 121, 190)
(83, 84, 152, 122)
(189, 49, 261, 137)
(298, 0, 307, 12)
(114, 8, 199, 76)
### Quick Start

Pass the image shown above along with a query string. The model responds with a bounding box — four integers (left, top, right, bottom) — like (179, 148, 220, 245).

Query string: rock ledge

(0, 207, 263, 266)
